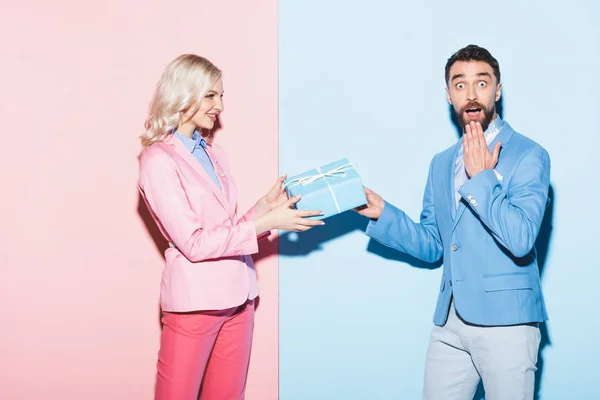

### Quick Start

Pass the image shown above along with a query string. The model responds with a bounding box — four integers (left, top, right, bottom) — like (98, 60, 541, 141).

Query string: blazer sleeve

(365, 156, 444, 263)
(458, 146, 550, 258)
(139, 148, 259, 262)
(238, 205, 271, 241)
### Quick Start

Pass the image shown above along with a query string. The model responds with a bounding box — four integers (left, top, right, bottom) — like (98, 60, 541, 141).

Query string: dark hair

(445, 45, 500, 85)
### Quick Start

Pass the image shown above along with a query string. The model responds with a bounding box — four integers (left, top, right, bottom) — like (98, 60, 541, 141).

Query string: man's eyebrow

(451, 72, 492, 82)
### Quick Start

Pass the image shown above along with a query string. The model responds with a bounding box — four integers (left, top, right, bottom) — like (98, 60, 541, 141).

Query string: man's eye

(478, 81, 487, 88)
(456, 83, 465, 89)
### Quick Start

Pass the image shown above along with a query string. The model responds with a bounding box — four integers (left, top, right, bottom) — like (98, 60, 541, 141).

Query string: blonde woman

(139, 54, 323, 400)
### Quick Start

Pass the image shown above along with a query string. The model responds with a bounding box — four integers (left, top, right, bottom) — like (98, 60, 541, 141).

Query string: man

(357, 45, 550, 399)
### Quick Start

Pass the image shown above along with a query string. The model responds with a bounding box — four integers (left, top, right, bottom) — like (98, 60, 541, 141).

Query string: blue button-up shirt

(174, 130, 222, 190)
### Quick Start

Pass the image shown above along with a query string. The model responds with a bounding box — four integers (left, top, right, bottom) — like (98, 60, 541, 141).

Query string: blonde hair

(141, 54, 222, 147)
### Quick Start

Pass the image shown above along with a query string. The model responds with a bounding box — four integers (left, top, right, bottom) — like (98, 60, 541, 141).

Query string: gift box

(283, 158, 367, 220)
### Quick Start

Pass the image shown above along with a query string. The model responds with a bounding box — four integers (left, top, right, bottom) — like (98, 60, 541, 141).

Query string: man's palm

(356, 186, 384, 219)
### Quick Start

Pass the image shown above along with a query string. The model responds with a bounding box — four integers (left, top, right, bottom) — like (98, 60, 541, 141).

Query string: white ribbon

(283, 163, 356, 213)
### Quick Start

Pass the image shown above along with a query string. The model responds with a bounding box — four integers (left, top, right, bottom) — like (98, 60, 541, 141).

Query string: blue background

(279, 1, 600, 398)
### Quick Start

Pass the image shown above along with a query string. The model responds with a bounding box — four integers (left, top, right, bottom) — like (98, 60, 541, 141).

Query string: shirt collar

(173, 130, 207, 153)
(484, 114, 504, 140)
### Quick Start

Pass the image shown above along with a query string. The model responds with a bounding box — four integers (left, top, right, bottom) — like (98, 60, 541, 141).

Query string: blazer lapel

(448, 142, 461, 221)
(164, 134, 231, 213)
(488, 121, 514, 152)
(204, 144, 236, 217)
(450, 137, 469, 231)
(452, 202, 467, 231)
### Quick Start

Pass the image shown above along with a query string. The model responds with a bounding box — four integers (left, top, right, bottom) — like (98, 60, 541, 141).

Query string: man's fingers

(467, 123, 475, 149)
(470, 122, 480, 148)
(476, 121, 484, 136)
(364, 186, 381, 201)
(355, 208, 370, 217)
(475, 121, 482, 148)
(476, 122, 486, 149)
(463, 124, 472, 156)
(363, 210, 379, 219)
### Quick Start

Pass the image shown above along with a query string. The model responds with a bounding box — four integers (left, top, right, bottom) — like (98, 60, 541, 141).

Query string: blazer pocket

(483, 272, 534, 292)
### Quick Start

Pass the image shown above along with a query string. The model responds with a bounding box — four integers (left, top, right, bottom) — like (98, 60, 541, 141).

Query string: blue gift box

(283, 158, 367, 220)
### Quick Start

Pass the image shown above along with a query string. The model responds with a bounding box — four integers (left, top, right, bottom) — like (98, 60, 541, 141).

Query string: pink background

(0, 1, 278, 399)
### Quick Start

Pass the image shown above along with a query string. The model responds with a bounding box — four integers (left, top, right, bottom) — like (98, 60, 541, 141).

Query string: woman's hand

(254, 175, 289, 218)
(254, 196, 324, 235)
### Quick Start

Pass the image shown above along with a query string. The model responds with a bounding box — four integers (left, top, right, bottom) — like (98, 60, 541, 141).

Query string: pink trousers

(154, 299, 255, 400)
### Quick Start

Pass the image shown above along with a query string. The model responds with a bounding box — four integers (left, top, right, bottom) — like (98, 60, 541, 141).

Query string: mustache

(460, 102, 488, 114)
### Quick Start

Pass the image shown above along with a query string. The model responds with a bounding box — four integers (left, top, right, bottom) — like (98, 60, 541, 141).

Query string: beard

(454, 101, 495, 132)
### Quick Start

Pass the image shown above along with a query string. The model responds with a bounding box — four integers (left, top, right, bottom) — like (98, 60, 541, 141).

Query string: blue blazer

(366, 122, 550, 326)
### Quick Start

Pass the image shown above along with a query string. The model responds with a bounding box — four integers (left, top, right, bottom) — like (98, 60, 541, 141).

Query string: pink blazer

(139, 134, 261, 312)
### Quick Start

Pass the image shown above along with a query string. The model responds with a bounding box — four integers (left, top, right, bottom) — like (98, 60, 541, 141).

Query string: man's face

(446, 60, 501, 132)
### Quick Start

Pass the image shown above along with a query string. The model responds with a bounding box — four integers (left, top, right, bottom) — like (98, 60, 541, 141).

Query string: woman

(139, 54, 322, 400)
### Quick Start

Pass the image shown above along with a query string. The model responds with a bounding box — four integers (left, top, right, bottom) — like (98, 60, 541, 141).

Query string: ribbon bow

(283, 163, 356, 189)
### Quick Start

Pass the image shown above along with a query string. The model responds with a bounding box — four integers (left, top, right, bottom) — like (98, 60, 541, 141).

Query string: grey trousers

(423, 301, 541, 400)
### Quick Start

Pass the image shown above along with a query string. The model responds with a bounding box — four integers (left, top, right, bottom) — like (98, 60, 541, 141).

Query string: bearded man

(357, 44, 550, 400)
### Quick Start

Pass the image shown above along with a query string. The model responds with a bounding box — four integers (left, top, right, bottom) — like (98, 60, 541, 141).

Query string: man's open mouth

(465, 107, 483, 119)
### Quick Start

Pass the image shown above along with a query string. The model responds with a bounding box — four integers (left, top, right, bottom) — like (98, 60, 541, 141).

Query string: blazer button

(451, 244, 459, 251)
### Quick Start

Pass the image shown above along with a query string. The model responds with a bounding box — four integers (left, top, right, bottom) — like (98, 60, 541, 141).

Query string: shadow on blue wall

(534, 184, 554, 400)
(278, 210, 366, 255)
(279, 210, 441, 271)
(472, 184, 553, 400)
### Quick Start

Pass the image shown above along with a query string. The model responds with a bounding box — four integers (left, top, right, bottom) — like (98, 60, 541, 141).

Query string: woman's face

(190, 78, 224, 131)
